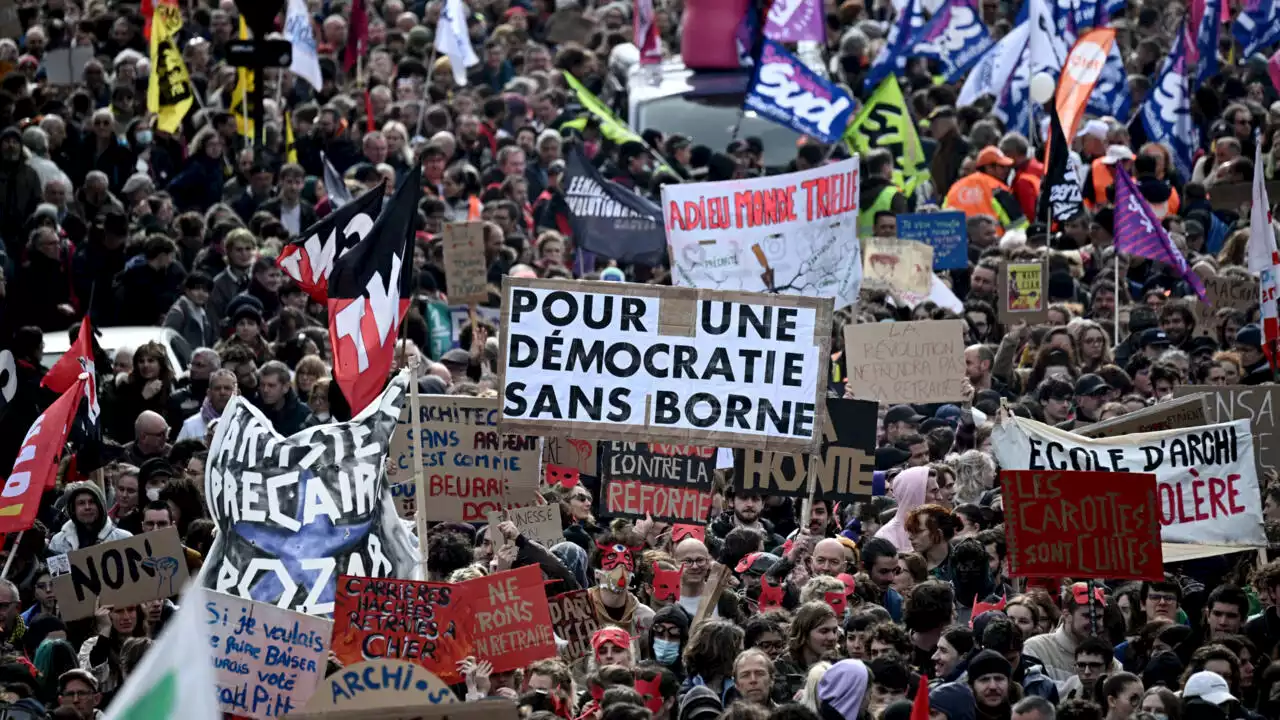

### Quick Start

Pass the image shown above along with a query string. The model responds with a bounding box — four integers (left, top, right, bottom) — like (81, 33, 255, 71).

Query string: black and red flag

(42, 318, 104, 476)
(43, 317, 95, 394)
(277, 183, 384, 303)
(327, 166, 421, 414)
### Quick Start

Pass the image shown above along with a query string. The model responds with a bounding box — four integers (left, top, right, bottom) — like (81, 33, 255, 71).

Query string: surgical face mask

(652, 638, 679, 665)
(146, 487, 162, 502)
(136, 130, 153, 145)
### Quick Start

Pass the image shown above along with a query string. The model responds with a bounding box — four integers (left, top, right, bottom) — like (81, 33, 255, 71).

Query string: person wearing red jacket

(1000, 133, 1043, 221)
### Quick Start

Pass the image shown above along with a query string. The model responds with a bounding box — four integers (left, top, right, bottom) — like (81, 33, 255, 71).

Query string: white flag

(959, 21, 1028, 107)
(1247, 141, 1277, 274)
(436, 0, 480, 86)
(102, 584, 219, 720)
(322, 151, 353, 209)
(284, 0, 323, 89)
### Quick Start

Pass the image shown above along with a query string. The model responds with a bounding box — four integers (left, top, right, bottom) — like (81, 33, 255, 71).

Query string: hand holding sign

(94, 602, 113, 637)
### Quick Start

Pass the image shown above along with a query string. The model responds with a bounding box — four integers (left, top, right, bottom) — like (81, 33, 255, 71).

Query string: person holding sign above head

(57, 669, 102, 720)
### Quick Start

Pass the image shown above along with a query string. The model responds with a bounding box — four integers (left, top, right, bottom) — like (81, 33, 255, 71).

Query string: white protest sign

(499, 277, 833, 453)
(661, 156, 862, 310)
(991, 416, 1265, 547)
(487, 505, 563, 549)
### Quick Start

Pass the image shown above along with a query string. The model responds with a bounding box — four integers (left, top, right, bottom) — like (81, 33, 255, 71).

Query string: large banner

(661, 157, 862, 310)
(992, 416, 1266, 547)
(734, 397, 877, 501)
(499, 278, 832, 453)
(387, 396, 541, 522)
(598, 442, 716, 522)
(202, 374, 420, 615)
(1174, 386, 1278, 481)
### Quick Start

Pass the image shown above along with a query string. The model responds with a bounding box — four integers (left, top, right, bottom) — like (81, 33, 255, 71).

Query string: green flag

(844, 76, 930, 195)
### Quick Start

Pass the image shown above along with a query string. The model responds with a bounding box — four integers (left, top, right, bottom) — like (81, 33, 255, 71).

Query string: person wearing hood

(816, 659, 871, 720)
(875, 467, 939, 552)
(858, 149, 908, 236)
(968, 649, 1021, 720)
(49, 481, 133, 554)
(929, 682, 977, 720)
(640, 604, 690, 680)
(254, 361, 312, 436)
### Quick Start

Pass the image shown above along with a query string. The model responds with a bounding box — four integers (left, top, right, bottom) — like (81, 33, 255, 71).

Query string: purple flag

(1113, 165, 1208, 302)
(764, 0, 825, 43)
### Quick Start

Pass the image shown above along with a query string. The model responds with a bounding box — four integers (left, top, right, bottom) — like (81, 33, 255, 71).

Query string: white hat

(1183, 671, 1235, 705)
(1100, 145, 1136, 165)
(1076, 119, 1109, 141)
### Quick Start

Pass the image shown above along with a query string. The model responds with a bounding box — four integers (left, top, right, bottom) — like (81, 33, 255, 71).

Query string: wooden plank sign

(442, 222, 489, 305)
(52, 527, 190, 620)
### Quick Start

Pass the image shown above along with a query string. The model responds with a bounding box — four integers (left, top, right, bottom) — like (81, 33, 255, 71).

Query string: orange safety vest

(1086, 159, 1114, 210)
(943, 172, 1011, 231)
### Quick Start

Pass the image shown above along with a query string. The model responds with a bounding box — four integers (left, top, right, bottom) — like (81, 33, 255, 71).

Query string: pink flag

(1269, 50, 1280, 94)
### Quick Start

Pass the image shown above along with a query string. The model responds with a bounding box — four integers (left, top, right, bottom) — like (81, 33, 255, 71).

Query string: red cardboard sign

(1000, 470, 1162, 581)
(332, 566, 557, 682)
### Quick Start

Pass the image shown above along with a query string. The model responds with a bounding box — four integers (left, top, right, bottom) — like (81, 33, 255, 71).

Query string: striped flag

(1113, 165, 1207, 302)
(1245, 141, 1280, 370)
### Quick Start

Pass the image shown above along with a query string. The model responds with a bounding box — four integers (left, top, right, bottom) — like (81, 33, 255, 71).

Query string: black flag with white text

(1037, 105, 1085, 226)
(564, 145, 666, 265)
(277, 184, 384, 304)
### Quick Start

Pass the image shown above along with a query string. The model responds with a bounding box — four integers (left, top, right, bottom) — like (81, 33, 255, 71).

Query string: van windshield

(635, 96, 802, 170)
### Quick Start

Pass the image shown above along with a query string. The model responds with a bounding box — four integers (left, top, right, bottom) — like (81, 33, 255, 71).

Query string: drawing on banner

(991, 415, 1266, 547)
(54, 527, 190, 620)
(1001, 470, 1162, 581)
(999, 260, 1048, 324)
(202, 373, 419, 615)
(896, 211, 968, 270)
(661, 157, 862, 309)
(207, 590, 332, 719)
(499, 277, 833, 452)
(1174, 386, 1278, 479)
(545, 437, 598, 477)
(387, 395, 541, 521)
(442, 223, 490, 305)
(735, 398, 877, 500)
(598, 442, 716, 522)
(548, 590, 600, 663)
(862, 237, 933, 296)
(842, 320, 965, 404)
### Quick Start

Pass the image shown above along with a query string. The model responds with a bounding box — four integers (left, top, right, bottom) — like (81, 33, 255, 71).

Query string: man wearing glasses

(57, 669, 101, 718)
(1141, 577, 1182, 623)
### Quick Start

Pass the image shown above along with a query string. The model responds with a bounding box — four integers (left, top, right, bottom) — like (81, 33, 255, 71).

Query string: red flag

(1, 377, 87, 533)
(43, 319, 94, 394)
(910, 675, 929, 720)
(345, 0, 369, 73)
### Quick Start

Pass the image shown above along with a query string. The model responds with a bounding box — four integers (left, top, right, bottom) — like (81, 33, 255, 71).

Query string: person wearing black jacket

(113, 236, 186, 327)
(254, 361, 312, 437)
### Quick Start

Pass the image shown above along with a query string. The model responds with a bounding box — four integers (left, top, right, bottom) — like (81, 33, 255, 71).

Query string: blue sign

(745, 39, 854, 144)
(897, 211, 968, 271)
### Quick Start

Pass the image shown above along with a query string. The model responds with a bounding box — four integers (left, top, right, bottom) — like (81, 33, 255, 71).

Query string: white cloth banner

(285, 0, 323, 89)
(991, 415, 1265, 547)
(661, 156, 863, 310)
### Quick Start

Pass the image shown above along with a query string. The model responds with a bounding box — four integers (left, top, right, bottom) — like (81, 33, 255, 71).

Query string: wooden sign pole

(408, 361, 429, 579)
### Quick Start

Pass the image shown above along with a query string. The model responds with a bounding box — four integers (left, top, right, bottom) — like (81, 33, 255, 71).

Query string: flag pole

(416, 47, 438, 140)
(0, 532, 21, 579)
(408, 359, 430, 579)
(1114, 253, 1121, 343)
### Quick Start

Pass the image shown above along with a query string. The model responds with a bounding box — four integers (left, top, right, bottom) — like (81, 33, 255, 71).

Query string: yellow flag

(146, 4, 194, 134)
(560, 71, 645, 146)
(230, 17, 255, 136)
(844, 76, 930, 195)
(285, 111, 297, 163)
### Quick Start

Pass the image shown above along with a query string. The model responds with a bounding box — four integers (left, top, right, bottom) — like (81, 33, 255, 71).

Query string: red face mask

(672, 524, 705, 543)
(759, 576, 784, 611)
(824, 591, 848, 617)
(971, 594, 1008, 626)
(635, 676, 664, 714)
(597, 542, 640, 572)
(547, 464, 580, 488)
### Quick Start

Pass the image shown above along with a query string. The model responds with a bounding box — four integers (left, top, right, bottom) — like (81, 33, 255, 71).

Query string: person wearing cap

(930, 682, 977, 720)
(1058, 374, 1111, 429)
(858, 149, 908, 235)
(884, 405, 925, 444)
(968, 649, 1019, 720)
(1234, 324, 1272, 385)
(591, 626, 634, 668)
(1182, 670, 1239, 714)
(1082, 144, 1134, 210)
(943, 146, 1028, 234)
(665, 134, 695, 180)
(1136, 327, 1173, 361)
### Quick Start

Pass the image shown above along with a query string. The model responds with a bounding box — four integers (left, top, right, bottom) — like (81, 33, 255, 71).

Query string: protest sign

(598, 442, 716, 522)
(894, 274, 964, 313)
(991, 416, 1266, 546)
(389, 481, 416, 519)
(207, 590, 332, 719)
(863, 238, 933, 296)
(545, 437, 598, 477)
(548, 590, 599, 663)
(450, 304, 502, 346)
(466, 566, 558, 671)
(661, 157, 862, 309)
(998, 260, 1048, 324)
(1174, 386, 1279, 480)
(896, 211, 968, 270)
(332, 575, 471, 684)
(500, 277, 833, 452)
(442, 223, 489, 305)
(297, 659, 517, 720)
(735, 398, 877, 501)
(1000, 470, 1162, 581)
(387, 396, 541, 522)
(203, 375, 419, 615)
(487, 505, 563, 549)
(842, 320, 965, 403)
(1194, 276, 1258, 338)
(43, 46, 97, 85)
(1076, 394, 1209, 439)
(53, 527, 190, 620)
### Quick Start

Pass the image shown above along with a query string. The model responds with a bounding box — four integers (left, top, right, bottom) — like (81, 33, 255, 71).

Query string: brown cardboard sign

(842, 319, 966, 404)
(387, 396, 541, 522)
(487, 504, 563, 549)
(1173, 385, 1279, 481)
(442, 222, 489, 306)
(297, 659, 519, 720)
(863, 238, 933, 296)
(1076, 394, 1210, 439)
(53, 527, 190, 620)
(1193, 275, 1259, 338)
(548, 590, 599, 663)
(997, 259, 1049, 325)
(499, 277, 833, 453)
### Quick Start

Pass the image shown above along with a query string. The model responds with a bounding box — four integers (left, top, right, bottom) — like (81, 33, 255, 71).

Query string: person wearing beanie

(678, 684, 722, 720)
(929, 682, 977, 720)
(48, 481, 133, 554)
(968, 649, 1019, 720)
(1234, 324, 1272, 385)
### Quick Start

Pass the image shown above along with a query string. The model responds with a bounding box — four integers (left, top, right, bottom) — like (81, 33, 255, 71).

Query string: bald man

(125, 410, 172, 465)
(811, 538, 851, 577)
(673, 538, 738, 622)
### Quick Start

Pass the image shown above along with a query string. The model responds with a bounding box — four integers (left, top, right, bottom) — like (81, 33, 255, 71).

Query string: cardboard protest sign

(863, 238, 933, 296)
(297, 659, 518, 720)
(1194, 276, 1258, 337)
(53, 527, 190, 620)
(464, 565, 557, 672)
(43, 46, 97, 85)
(203, 374, 419, 615)
(598, 442, 716, 522)
(500, 277, 833, 452)
(487, 505, 563, 549)
(207, 590, 332, 719)
(992, 416, 1266, 546)
(842, 320, 965, 404)
(897, 211, 968, 270)
(735, 398, 877, 501)
(661, 156, 862, 309)
(1076, 394, 1209, 439)
(387, 395, 541, 522)
(442, 223, 489, 305)
(1174, 386, 1279, 480)
(545, 437, 598, 477)
(1000, 470, 1162, 580)
(548, 590, 599, 663)
(998, 260, 1048, 324)
(332, 575, 471, 684)
(389, 481, 416, 519)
